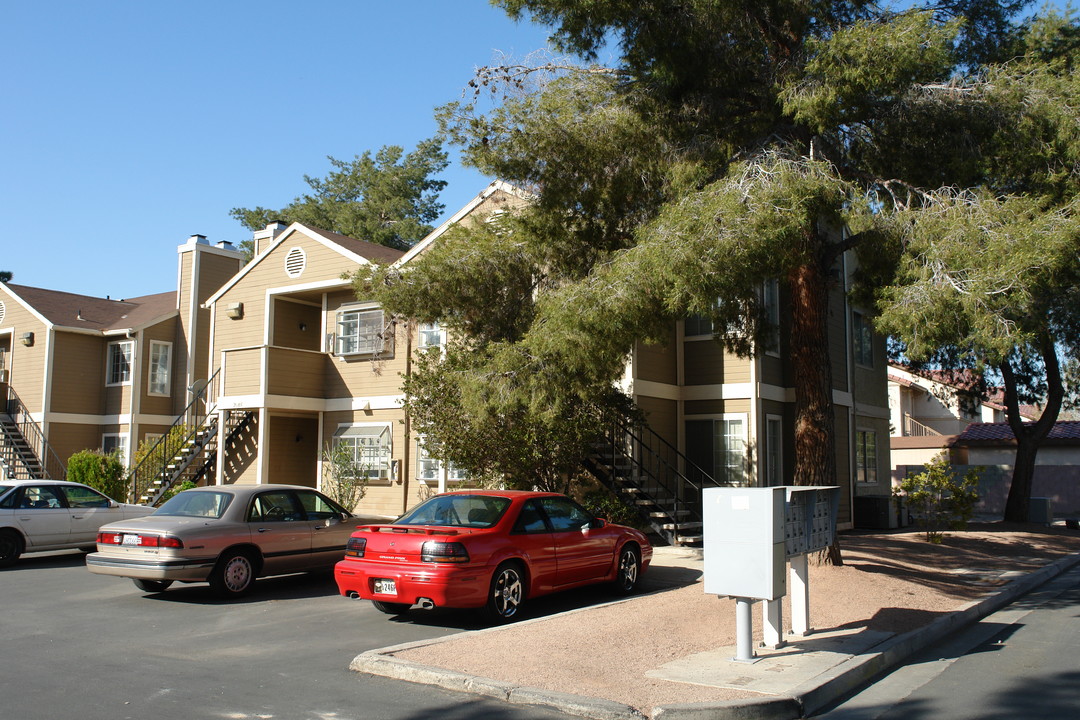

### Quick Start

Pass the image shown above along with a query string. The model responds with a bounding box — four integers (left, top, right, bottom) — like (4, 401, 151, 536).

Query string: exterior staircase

(0, 386, 66, 481)
(128, 369, 253, 505)
(584, 415, 731, 546)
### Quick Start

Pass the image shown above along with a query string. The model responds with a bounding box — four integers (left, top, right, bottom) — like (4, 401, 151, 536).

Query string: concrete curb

(350, 551, 1080, 720)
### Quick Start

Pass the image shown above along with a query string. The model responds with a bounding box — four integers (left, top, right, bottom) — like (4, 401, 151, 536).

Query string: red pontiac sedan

(334, 490, 652, 621)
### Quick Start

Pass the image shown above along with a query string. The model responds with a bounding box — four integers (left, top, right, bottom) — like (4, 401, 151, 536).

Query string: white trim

(214, 394, 405, 414)
(147, 339, 172, 397)
(105, 339, 134, 386)
(395, 180, 531, 267)
(45, 412, 137, 425)
(204, 222, 389, 306)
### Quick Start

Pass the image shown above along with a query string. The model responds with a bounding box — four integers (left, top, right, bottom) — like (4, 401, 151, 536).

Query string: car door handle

(257, 527, 268, 532)
(71, 515, 85, 520)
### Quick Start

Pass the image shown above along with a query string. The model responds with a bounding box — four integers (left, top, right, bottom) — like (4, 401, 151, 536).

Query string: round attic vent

(0, 300, 5, 325)
(284, 247, 307, 278)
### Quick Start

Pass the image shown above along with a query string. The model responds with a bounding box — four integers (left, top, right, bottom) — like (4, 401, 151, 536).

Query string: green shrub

(67, 450, 128, 502)
(157, 480, 196, 506)
(894, 453, 980, 543)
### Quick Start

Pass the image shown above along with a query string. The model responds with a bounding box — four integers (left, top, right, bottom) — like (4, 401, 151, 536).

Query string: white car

(0, 479, 154, 567)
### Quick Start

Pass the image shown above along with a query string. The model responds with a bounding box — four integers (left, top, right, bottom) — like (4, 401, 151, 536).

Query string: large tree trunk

(1001, 340, 1063, 523)
(788, 244, 842, 566)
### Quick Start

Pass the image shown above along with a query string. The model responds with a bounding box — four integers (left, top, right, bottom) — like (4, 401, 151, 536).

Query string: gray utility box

(703, 486, 840, 602)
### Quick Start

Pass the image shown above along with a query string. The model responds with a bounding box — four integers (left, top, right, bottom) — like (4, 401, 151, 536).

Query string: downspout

(401, 320, 412, 515)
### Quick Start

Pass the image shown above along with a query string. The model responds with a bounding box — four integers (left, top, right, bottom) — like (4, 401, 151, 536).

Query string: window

(334, 425, 392, 480)
(295, 490, 346, 521)
(853, 311, 873, 367)
(765, 415, 783, 486)
(249, 491, 303, 522)
(336, 307, 386, 356)
(107, 341, 133, 385)
(512, 499, 550, 534)
(418, 321, 445, 350)
(61, 484, 111, 508)
(684, 314, 713, 338)
(856, 430, 878, 483)
(539, 496, 594, 532)
(686, 414, 749, 485)
(148, 341, 171, 396)
(102, 434, 129, 466)
(417, 440, 442, 482)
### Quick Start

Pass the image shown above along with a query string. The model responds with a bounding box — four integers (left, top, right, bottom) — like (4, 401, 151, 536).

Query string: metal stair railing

(128, 369, 220, 503)
(585, 414, 723, 545)
(1, 385, 66, 480)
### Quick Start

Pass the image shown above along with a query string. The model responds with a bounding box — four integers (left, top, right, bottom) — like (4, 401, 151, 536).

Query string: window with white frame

(716, 416, 748, 484)
(102, 434, 129, 466)
(333, 425, 392, 480)
(335, 307, 386, 356)
(417, 439, 443, 482)
(148, 340, 172, 396)
(107, 341, 133, 385)
(853, 311, 874, 367)
(417, 321, 445, 350)
(855, 429, 877, 483)
(765, 415, 783, 486)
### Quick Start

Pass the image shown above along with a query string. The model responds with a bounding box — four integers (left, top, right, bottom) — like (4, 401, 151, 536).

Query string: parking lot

(1, 550, 577, 720)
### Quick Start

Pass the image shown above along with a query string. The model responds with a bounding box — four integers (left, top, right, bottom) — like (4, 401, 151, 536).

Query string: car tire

(485, 561, 525, 622)
(371, 600, 412, 615)
(133, 578, 174, 593)
(209, 550, 257, 598)
(0, 529, 22, 568)
(613, 543, 641, 595)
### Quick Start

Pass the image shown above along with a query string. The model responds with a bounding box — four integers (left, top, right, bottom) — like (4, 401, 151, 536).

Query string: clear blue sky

(1, 1, 554, 299)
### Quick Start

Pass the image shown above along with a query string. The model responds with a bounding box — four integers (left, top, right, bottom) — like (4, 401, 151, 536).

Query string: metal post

(762, 598, 784, 649)
(733, 597, 757, 663)
(790, 553, 810, 636)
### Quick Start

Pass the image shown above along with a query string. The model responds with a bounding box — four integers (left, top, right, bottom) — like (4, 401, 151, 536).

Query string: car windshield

(155, 491, 233, 519)
(396, 495, 511, 528)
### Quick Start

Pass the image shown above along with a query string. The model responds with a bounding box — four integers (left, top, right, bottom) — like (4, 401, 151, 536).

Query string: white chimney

(252, 221, 288, 257)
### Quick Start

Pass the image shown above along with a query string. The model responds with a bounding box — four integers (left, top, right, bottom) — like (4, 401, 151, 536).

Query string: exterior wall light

(226, 302, 244, 320)
(20, 332, 34, 347)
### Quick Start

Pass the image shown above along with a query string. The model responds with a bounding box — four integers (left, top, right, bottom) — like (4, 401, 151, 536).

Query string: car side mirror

(590, 517, 607, 529)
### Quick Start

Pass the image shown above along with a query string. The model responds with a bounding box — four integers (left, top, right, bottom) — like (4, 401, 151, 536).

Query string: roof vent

(0, 300, 5, 325)
(285, 247, 306, 278)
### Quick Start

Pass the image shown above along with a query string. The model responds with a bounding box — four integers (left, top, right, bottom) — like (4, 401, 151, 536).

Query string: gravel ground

(393, 524, 1080, 717)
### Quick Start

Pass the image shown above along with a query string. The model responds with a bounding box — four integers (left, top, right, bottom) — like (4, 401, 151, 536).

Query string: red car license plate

(373, 579, 396, 595)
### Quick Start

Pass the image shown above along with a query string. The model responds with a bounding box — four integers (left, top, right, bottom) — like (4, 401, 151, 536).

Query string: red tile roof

(950, 421, 1080, 447)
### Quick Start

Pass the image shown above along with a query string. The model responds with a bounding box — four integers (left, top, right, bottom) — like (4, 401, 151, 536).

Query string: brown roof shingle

(7, 284, 176, 333)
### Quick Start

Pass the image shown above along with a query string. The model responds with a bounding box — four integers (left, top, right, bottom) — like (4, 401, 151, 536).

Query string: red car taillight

(421, 541, 470, 563)
(96, 532, 183, 549)
(345, 537, 367, 558)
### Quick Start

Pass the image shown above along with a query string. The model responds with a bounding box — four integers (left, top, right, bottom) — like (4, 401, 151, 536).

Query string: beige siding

(635, 331, 677, 385)
(272, 298, 321, 350)
(50, 332, 106, 415)
(47, 422, 104, 466)
(852, 333, 889, 408)
(222, 411, 259, 485)
(683, 341, 724, 385)
(140, 318, 180, 417)
(760, 353, 786, 389)
(267, 415, 319, 487)
(635, 395, 677, 448)
(2, 294, 50, 413)
(323, 406, 409, 517)
(266, 347, 325, 398)
(835, 411, 852, 525)
(684, 398, 751, 416)
(223, 348, 262, 395)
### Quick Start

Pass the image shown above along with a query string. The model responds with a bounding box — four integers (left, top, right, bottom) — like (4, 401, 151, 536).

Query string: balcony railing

(1, 385, 66, 480)
(903, 414, 943, 437)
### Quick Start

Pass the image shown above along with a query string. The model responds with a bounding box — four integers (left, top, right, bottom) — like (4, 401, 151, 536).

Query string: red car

(334, 490, 652, 620)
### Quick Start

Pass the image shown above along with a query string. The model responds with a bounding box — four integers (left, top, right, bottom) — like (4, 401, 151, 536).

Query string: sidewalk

(349, 530, 1080, 720)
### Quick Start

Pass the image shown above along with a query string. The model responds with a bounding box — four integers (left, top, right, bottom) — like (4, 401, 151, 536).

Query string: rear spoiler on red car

(355, 525, 461, 536)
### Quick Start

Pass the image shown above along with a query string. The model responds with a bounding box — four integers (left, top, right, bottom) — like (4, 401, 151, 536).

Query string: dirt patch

(392, 525, 1080, 717)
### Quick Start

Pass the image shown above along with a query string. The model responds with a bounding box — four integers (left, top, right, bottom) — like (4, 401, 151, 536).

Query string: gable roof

(4, 284, 177, 334)
(395, 180, 531, 267)
(204, 222, 405, 306)
(949, 421, 1080, 447)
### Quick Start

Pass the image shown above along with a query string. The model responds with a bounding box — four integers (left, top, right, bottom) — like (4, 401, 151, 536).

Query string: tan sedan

(86, 484, 356, 597)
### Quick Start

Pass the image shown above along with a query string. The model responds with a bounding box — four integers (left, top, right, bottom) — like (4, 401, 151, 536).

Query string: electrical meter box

(703, 487, 787, 601)
(703, 486, 840, 601)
